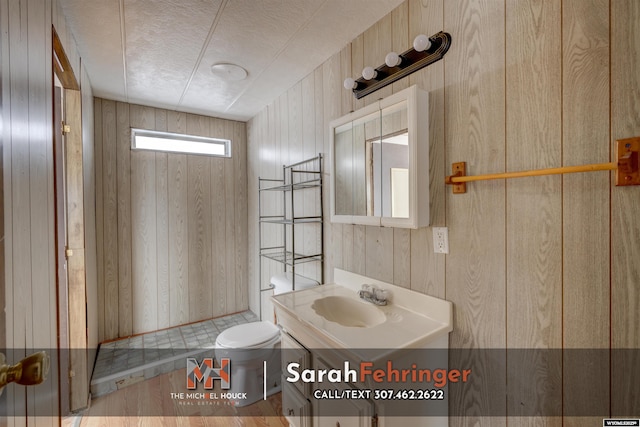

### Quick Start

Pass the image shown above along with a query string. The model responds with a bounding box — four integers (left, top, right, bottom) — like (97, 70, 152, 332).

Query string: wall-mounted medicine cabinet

(330, 85, 429, 228)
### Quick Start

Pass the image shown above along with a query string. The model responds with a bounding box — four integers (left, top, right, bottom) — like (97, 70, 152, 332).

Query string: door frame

(53, 26, 89, 414)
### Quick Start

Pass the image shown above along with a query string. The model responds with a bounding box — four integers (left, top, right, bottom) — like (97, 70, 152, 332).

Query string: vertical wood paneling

(223, 119, 237, 316)
(365, 226, 394, 283)
(187, 115, 213, 323)
(167, 111, 189, 327)
(95, 102, 246, 337)
(167, 151, 189, 325)
(234, 120, 248, 312)
(392, 228, 410, 288)
(336, 45, 353, 274)
(131, 150, 158, 334)
(81, 66, 98, 358)
(562, 0, 610, 424)
(129, 105, 157, 335)
(301, 74, 316, 281)
(94, 99, 105, 341)
(611, 0, 640, 416)
(154, 110, 170, 329)
(2, 0, 19, 419)
(7, 0, 31, 371)
(408, 0, 446, 297)
(444, 0, 506, 425)
(116, 102, 132, 336)
(246, 114, 259, 314)
(505, 0, 562, 421)
(27, 0, 57, 418)
(101, 100, 119, 339)
(314, 66, 326, 283)
(288, 82, 303, 280)
(352, 225, 366, 275)
(288, 82, 303, 165)
(323, 51, 344, 277)
(210, 118, 228, 318)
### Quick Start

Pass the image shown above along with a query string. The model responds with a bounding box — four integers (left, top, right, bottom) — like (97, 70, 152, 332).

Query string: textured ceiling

(60, 0, 404, 121)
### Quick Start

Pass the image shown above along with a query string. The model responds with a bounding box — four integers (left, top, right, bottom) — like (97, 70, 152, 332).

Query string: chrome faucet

(358, 284, 389, 306)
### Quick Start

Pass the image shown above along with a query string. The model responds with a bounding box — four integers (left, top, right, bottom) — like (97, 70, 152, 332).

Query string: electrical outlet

(433, 227, 449, 254)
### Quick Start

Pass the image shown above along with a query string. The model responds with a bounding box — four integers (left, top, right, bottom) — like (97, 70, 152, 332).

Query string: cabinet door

(313, 357, 375, 427)
(281, 331, 312, 396)
(283, 382, 312, 427)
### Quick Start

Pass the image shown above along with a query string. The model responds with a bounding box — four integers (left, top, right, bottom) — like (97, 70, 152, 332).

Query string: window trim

(131, 128, 232, 158)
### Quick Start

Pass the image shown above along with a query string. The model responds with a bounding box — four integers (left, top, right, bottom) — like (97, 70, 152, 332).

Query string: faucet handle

(373, 287, 390, 302)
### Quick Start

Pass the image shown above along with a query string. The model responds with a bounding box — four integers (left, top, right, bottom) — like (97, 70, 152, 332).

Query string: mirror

(330, 85, 429, 228)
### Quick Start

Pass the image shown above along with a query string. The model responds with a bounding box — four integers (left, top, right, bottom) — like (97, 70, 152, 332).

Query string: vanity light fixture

(344, 30, 452, 99)
(412, 34, 432, 52)
(384, 51, 403, 67)
(362, 66, 378, 80)
(343, 77, 359, 90)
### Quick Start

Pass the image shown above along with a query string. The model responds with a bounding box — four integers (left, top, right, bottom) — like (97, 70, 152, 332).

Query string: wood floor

(64, 368, 289, 427)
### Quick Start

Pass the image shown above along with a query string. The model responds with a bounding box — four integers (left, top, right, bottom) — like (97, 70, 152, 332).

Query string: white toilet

(214, 272, 318, 407)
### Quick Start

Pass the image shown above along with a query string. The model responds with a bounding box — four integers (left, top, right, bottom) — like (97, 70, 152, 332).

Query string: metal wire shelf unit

(258, 154, 324, 319)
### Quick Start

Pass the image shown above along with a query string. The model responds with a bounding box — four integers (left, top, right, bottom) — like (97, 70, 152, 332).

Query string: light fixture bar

(349, 31, 452, 99)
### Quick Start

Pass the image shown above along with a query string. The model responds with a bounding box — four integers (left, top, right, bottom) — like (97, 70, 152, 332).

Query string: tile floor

(90, 311, 259, 398)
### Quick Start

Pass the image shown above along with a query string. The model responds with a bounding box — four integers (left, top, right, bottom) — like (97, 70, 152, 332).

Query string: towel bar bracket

(615, 137, 640, 186)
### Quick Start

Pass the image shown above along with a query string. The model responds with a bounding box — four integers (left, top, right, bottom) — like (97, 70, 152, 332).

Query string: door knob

(0, 351, 50, 395)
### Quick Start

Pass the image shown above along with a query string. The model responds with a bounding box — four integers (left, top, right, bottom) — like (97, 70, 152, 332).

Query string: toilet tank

(271, 272, 319, 295)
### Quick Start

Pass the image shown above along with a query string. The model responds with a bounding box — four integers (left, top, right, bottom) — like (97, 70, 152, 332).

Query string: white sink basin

(271, 269, 453, 359)
(311, 295, 386, 328)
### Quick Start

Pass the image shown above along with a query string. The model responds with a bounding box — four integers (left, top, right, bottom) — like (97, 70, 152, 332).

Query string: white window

(131, 128, 231, 158)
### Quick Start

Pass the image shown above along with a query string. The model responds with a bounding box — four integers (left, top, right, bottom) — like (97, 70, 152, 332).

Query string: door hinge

(65, 247, 73, 258)
(371, 414, 378, 427)
(62, 122, 71, 135)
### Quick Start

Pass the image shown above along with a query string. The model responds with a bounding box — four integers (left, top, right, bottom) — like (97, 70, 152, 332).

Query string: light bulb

(362, 66, 377, 80)
(413, 34, 432, 52)
(385, 51, 402, 67)
(343, 77, 357, 90)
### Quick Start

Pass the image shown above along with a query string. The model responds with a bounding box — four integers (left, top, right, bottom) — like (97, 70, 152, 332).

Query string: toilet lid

(216, 321, 279, 349)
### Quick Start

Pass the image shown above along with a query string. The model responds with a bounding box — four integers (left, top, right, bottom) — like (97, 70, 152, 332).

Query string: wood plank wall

(247, 0, 640, 424)
(94, 100, 248, 340)
(1, 0, 97, 423)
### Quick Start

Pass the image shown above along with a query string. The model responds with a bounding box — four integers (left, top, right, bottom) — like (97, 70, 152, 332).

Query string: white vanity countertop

(271, 279, 453, 359)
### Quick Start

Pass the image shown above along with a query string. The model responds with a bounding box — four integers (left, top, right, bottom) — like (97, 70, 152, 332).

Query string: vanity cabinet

(273, 269, 453, 427)
(330, 85, 429, 228)
(281, 331, 377, 427)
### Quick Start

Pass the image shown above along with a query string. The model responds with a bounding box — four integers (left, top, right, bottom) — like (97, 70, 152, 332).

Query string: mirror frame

(329, 85, 429, 228)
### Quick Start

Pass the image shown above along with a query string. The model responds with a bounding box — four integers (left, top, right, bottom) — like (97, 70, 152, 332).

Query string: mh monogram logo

(186, 357, 231, 390)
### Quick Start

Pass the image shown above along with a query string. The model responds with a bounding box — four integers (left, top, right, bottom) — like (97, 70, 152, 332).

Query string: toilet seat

(215, 321, 280, 349)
